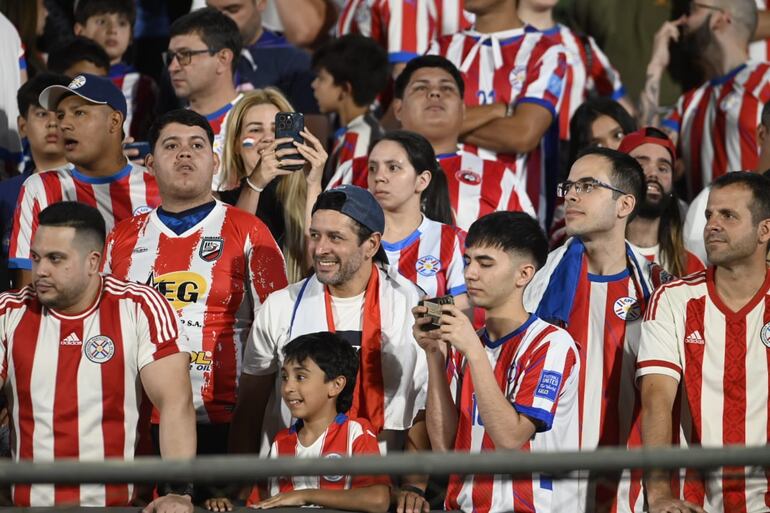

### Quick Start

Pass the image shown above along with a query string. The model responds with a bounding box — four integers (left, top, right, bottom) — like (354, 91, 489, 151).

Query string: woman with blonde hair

(221, 87, 327, 283)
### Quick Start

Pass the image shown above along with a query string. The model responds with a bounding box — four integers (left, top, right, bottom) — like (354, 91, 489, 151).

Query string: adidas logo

(685, 330, 705, 345)
(60, 332, 82, 346)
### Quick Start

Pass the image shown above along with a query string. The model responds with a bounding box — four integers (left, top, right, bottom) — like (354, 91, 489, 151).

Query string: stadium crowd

(1, 0, 770, 512)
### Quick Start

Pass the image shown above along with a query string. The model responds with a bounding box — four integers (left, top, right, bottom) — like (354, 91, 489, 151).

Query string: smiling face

(146, 122, 218, 206)
(56, 94, 123, 167)
(281, 357, 343, 422)
(75, 12, 132, 64)
(629, 142, 674, 218)
(238, 102, 278, 171)
(308, 210, 376, 289)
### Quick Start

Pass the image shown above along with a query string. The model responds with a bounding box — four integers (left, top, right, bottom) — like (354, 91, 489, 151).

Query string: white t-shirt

(0, 13, 23, 174)
(683, 186, 709, 265)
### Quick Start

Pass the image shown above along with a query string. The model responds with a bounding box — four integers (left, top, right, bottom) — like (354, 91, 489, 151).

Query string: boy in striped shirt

(254, 331, 390, 512)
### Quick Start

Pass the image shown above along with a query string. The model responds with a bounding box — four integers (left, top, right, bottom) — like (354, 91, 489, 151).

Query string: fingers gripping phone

(418, 295, 455, 331)
(275, 112, 305, 171)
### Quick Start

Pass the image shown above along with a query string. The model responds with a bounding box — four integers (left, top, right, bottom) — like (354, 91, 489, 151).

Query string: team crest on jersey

(322, 453, 344, 482)
(719, 92, 740, 113)
(84, 335, 115, 364)
(69, 75, 87, 89)
(508, 65, 527, 97)
(761, 322, 770, 348)
(199, 237, 224, 262)
(416, 255, 442, 277)
(613, 296, 641, 321)
(147, 271, 208, 310)
(455, 169, 482, 186)
(133, 205, 152, 215)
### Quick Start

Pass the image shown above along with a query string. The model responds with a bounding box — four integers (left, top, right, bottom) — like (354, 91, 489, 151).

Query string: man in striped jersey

(415, 211, 579, 513)
(0, 201, 195, 510)
(644, 0, 770, 199)
(639, 172, 770, 513)
(9, 73, 161, 289)
(102, 109, 288, 506)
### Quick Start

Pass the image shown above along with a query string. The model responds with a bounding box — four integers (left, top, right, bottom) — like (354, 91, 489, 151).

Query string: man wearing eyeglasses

(524, 147, 659, 513)
(642, 0, 770, 201)
(166, 8, 243, 191)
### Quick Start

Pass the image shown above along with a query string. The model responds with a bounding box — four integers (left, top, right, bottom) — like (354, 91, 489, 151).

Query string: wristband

(401, 484, 426, 498)
(162, 482, 194, 498)
(246, 178, 264, 192)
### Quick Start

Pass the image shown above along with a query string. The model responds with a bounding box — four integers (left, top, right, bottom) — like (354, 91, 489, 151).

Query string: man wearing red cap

(619, 128, 705, 277)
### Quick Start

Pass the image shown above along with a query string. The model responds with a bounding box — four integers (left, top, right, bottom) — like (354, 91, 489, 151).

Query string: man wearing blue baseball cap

(226, 185, 430, 511)
(8, 73, 160, 287)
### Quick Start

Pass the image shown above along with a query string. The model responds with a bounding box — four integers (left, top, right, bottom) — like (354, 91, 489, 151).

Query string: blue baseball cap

(312, 185, 388, 264)
(39, 74, 127, 117)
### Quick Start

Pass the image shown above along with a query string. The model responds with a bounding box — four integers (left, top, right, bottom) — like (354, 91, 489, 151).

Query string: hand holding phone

(417, 295, 455, 331)
(274, 112, 305, 171)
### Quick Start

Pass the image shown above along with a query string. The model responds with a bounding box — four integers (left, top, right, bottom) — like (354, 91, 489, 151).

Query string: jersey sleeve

(516, 43, 568, 120)
(445, 346, 465, 406)
(662, 94, 684, 134)
(508, 329, 578, 432)
(134, 284, 189, 369)
(635, 286, 683, 384)
(247, 222, 289, 304)
(445, 228, 467, 296)
(371, 0, 438, 64)
(350, 419, 391, 488)
(585, 35, 625, 99)
(101, 228, 117, 274)
(242, 291, 286, 375)
(8, 175, 48, 270)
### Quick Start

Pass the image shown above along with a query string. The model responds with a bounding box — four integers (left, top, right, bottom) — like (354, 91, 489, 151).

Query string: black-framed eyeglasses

(163, 48, 217, 67)
(686, 1, 725, 16)
(556, 179, 628, 198)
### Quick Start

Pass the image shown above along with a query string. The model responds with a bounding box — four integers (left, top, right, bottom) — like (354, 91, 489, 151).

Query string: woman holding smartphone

(220, 88, 327, 283)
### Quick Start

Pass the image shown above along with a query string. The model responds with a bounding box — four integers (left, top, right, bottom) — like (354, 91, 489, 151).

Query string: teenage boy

(311, 34, 387, 179)
(253, 332, 390, 512)
(414, 211, 579, 513)
(74, 0, 158, 140)
(47, 36, 111, 77)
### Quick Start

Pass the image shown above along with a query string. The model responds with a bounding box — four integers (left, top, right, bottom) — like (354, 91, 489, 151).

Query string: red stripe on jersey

(682, 297, 707, 506)
(99, 303, 129, 506)
(688, 92, 710, 196)
(397, 240, 419, 283)
(10, 300, 42, 507)
(275, 432, 297, 493)
(401, 1, 418, 56)
(710, 81, 733, 182)
(320, 421, 350, 490)
(722, 314, 747, 512)
(738, 69, 764, 171)
(637, 359, 681, 373)
(53, 317, 84, 505)
(109, 180, 131, 223)
(571, 259, 590, 447)
(599, 278, 631, 447)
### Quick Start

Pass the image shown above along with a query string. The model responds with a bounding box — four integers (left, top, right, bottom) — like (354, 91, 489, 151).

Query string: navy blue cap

(39, 74, 127, 117)
(313, 185, 388, 264)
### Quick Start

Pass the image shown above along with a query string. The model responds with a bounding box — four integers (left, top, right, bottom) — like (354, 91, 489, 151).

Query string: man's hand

(411, 305, 444, 354)
(395, 487, 429, 513)
(251, 490, 307, 509)
(142, 493, 193, 513)
(648, 16, 686, 75)
(204, 496, 234, 512)
(648, 497, 706, 513)
(436, 304, 482, 357)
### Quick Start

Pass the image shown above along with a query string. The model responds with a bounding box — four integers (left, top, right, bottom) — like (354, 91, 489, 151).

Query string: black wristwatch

(162, 482, 195, 498)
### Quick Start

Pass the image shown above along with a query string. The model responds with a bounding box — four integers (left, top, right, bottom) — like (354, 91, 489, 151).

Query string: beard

(638, 191, 674, 219)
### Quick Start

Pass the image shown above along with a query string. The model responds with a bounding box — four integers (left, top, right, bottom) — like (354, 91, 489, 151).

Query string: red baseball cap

(618, 127, 677, 166)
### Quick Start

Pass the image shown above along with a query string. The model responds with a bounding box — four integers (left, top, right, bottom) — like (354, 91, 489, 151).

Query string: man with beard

(230, 185, 431, 513)
(641, 0, 770, 200)
(619, 127, 705, 277)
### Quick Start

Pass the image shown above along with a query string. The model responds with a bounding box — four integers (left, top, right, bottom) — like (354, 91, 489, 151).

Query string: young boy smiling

(253, 331, 390, 512)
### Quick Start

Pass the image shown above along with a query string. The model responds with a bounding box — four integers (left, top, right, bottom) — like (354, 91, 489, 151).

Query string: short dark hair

(465, 211, 548, 270)
(712, 171, 770, 225)
(282, 332, 359, 413)
(47, 36, 111, 75)
(568, 97, 637, 171)
(576, 146, 645, 218)
(169, 8, 242, 75)
(762, 100, 770, 130)
(312, 190, 374, 245)
(148, 109, 215, 151)
(312, 34, 388, 107)
(394, 55, 465, 99)
(37, 201, 106, 250)
(17, 72, 69, 117)
(74, 0, 136, 27)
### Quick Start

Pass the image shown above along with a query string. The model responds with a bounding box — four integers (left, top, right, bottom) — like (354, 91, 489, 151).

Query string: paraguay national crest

(199, 237, 224, 262)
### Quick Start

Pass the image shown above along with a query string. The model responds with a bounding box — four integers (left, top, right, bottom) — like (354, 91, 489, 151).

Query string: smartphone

(275, 112, 305, 171)
(124, 141, 151, 160)
(418, 295, 455, 331)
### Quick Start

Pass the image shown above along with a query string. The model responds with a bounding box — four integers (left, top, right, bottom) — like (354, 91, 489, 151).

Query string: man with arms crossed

(0, 201, 195, 511)
(639, 172, 770, 513)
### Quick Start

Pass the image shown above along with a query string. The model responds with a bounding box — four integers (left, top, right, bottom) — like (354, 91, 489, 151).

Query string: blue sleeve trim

(388, 51, 419, 64)
(8, 257, 31, 270)
(540, 475, 553, 490)
(661, 119, 680, 132)
(448, 284, 467, 296)
(515, 97, 557, 120)
(18, 56, 27, 71)
(513, 403, 554, 432)
(611, 86, 626, 100)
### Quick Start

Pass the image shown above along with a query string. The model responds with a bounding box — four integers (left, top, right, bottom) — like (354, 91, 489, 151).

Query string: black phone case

(275, 112, 305, 171)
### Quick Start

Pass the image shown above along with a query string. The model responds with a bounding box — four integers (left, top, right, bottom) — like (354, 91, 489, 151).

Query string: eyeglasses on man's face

(556, 179, 628, 198)
(163, 48, 218, 67)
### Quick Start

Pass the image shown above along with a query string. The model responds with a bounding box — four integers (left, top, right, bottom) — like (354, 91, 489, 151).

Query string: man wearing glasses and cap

(8, 73, 160, 289)
(229, 185, 430, 510)
(524, 147, 658, 513)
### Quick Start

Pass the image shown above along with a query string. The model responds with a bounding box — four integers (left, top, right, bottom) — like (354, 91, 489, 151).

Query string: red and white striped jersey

(540, 24, 625, 140)
(635, 244, 705, 278)
(428, 26, 567, 222)
(0, 275, 187, 507)
(8, 163, 159, 270)
(109, 65, 158, 140)
(268, 414, 389, 496)
(438, 151, 535, 231)
(207, 94, 243, 192)
(444, 315, 580, 513)
(102, 201, 288, 424)
(662, 62, 770, 199)
(637, 268, 770, 513)
(750, 0, 769, 62)
(329, 113, 383, 173)
(382, 216, 466, 298)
